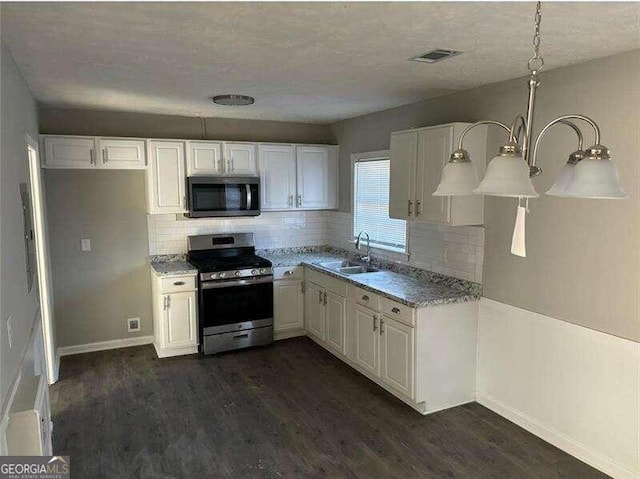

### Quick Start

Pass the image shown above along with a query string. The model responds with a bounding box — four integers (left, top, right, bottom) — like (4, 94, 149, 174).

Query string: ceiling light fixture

(212, 94, 255, 106)
(433, 1, 627, 257)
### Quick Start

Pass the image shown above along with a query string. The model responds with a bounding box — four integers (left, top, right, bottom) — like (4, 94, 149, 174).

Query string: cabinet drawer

(381, 297, 415, 327)
(161, 276, 196, 293)
(351, 286, 381, 311)
(305, 268, 348, 297)
(273, 266, 303, 280)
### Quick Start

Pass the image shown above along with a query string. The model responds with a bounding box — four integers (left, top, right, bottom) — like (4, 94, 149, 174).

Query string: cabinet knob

(392, 307, 400, 314)
(362, 295, 369, 301)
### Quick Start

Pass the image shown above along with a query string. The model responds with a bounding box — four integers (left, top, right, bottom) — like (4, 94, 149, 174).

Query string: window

(353, 153, 407, 253)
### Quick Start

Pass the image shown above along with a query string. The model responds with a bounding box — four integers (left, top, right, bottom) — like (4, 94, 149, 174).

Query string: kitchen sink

(317, 260, 378, 275)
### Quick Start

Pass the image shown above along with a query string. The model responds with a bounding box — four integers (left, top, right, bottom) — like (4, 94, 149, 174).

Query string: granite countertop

(259, 251, 480, 308)
(150, 260, 198, 277)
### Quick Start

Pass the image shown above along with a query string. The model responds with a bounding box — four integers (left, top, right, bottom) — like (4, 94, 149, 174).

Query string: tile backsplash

(147, 210, 484, 283)
(147, 211, 328, 255)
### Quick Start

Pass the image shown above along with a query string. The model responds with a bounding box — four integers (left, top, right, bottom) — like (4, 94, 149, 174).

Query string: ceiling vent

(411, 49, 462, 64)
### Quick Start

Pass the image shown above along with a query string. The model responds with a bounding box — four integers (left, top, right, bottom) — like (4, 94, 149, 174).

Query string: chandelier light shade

(563, 146, 627, 199)
(473, 144, 539, 198)
(545, 150, 584, 196)
(431, 1, 627, 255)
(432, 149, 479, 196)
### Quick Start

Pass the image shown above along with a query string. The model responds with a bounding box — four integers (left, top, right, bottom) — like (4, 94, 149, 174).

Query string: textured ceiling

(2, 2, 639, 123)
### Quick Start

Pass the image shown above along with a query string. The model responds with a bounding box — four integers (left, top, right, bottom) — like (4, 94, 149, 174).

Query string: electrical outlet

(81, 238, 91, 252)
(127, 318, 141, 333)
(7, 317, 13, 349)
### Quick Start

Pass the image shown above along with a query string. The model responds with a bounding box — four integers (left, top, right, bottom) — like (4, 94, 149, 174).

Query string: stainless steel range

(187, 233, 273, 355)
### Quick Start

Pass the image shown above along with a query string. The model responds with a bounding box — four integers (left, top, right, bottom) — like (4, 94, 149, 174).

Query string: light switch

(81, 238, 91, 252)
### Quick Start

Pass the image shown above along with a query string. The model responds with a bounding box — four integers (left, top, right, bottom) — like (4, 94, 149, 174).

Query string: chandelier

(433, 1, 627, 257)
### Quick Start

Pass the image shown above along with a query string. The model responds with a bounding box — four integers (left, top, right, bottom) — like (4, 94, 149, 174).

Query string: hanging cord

(527, 2, 544, 73)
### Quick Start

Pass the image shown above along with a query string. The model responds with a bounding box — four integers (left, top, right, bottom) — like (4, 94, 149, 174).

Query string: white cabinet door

(380, 315, 415, 399)
(296, 145, 335, 209)
(415, 127, 452, 224)
(43, 136, 97, 169)
(305, 282, 325, 341)
(354, 304, 379, 376)
(325, 291, 347, 356)
(258, 144, 297, 210)
(98, 139, 146, 169)
(224, 142, 257, 174)
(147, 141, 187, 214)
(274, 280, 304, 332)
(163, 291, 197, 349)
(389, 131, 418, 220)
(187, 141, 223, 175)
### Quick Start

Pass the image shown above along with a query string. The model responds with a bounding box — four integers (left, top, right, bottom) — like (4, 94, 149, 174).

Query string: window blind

(353, 158, 407, 251)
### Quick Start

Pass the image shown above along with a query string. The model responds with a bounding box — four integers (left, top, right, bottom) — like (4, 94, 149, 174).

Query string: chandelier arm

(531, 114, 601, 168)
(457, 120, 511, 150)
(508, 115, 528, 145)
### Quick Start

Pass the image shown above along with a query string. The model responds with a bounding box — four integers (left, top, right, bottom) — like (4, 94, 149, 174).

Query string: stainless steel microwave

(186, 176, 260, 218)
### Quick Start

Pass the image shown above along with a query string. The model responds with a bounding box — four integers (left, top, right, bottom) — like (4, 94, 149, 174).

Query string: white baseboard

(477, 392, 637, 479)
(58, 335, 154, 357)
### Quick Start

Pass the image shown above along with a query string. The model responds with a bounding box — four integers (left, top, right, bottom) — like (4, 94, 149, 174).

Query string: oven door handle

(201, 276, 273, 289)
(246, 184, 252, 210)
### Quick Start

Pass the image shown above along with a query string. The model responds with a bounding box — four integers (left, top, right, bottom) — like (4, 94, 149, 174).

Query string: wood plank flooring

(50, 337, 609, 478)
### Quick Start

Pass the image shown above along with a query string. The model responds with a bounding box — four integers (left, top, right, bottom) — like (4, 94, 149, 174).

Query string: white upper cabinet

(43, 136, 98, 169)
(42, 136, 146, 169)
(389, 131, 418, 220)
(146, 141, 187, 214)
(187, 141, 223, 175)
(260, 144, 338, 211)
(224, 142, 257, 175)
(389, 123, 487, 226)
(296, 145, 337, 210)
(99, 138, 146, 169)
(258, 144, 297, 210)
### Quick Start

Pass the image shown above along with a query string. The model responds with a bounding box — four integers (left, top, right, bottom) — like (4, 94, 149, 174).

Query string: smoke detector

(410, 49, 462, 64)
(212, 94, 255, 106)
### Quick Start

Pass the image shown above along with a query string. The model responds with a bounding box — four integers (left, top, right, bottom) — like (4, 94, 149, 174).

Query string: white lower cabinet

(304, 266, 478, 415)
(273, 278, 305, 336)
(324, 291, 347, 355)
(304, 281, 325, 341)
(379, 315, 414, 399)
(353, 304, 380, 376)
(151, 271, 198, 358)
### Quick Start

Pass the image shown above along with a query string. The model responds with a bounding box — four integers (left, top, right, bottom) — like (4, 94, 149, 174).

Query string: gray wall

(41, 108, 335, 348)
(45, 170, 152, 347)
(331, 50, 640, 342)
(39, 107, 336, 144)
(0, 42, 41, 410)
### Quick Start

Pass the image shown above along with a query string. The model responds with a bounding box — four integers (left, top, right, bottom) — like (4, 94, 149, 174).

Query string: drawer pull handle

(362, 295, 369, 301)
(173, 281, 186, 286)
(284, 270, 294, 276)
(233, 333, 249, 339)
(391, 307, 401, 314)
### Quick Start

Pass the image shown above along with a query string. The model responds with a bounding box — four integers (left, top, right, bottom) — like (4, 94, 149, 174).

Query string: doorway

(25, 134, 57, 384)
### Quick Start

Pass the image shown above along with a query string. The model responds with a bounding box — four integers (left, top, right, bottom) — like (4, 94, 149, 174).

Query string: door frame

(26, 134, 58, 384)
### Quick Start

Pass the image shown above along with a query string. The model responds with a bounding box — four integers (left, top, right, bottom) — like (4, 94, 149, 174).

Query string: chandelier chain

(527, 1, 544, 73)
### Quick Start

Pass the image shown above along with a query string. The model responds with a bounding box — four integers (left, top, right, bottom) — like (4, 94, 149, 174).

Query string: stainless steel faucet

(355, 231, 371, 264)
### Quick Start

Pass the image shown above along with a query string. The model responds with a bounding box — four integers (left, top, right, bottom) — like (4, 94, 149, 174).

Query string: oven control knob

(210, 273, 217, 280)
(235, 271, 241, 277)
(219, 272, 226, 279)
(259, 268, 267, 274)
(251, 269, 258, 275)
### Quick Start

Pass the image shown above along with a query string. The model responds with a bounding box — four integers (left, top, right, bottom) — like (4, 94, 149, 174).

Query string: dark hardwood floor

(50, 337, 609, 479)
